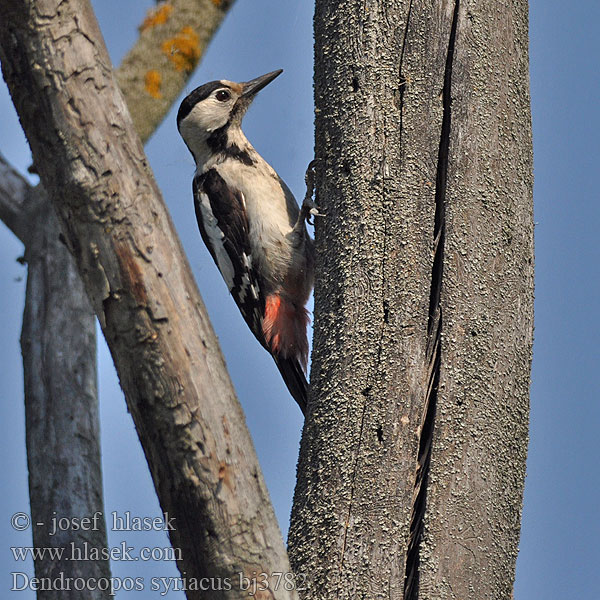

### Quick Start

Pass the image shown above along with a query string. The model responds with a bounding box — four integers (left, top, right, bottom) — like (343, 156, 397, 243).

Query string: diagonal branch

(0, 1, 294, 597)
(117, 0, 236, 143)
(1, 1, 238, 596)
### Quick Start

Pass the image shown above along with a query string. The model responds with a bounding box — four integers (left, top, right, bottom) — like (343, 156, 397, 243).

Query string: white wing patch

(237, 253, 253, 303)
(199, 191, 235, 291)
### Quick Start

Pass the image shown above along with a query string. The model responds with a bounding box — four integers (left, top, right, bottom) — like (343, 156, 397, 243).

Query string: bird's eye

(216, 90, 231, 102)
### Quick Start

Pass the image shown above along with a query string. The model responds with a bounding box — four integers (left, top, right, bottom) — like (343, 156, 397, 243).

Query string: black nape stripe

(207, 124, 255, 166)
(177, 80, 226, 127)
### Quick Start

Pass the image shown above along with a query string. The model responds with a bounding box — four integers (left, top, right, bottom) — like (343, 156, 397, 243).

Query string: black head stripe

(205, 124, 228, 153)
(177, 81, 229, 127)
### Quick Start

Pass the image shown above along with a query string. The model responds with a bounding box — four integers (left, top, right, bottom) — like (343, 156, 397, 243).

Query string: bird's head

(177, 69, 282, 166)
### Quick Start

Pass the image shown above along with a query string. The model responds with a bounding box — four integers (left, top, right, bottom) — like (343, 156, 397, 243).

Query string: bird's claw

(301, 159, 324, 225)
(306, 200, 325, 225)
(300, 194, 325, 226)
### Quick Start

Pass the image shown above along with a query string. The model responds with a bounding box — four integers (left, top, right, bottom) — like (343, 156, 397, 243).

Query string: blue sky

(0, 1, 598, 597)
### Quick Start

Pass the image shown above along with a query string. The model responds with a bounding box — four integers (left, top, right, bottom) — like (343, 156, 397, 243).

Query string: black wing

(193, 168, 266, 346)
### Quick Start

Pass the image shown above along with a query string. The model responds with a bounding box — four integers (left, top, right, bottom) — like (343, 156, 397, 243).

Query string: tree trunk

(289, 1, 533, 598)
(0, 1, 294, 598)
(21, 190, 111, 599)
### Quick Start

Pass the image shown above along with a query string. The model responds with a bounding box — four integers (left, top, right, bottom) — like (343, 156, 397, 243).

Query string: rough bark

(0, 1, 294, 598)
(2, 151, 112, 599)
(1, 153, 110, 600)
(289, 1, 533, 599)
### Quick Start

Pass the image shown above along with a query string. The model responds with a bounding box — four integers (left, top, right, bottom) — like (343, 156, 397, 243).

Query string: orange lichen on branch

(144, 70, 162, 99)
(161, 27, 201, 73)
(211, 0, 222, 5)
(139, 3, 173, 32)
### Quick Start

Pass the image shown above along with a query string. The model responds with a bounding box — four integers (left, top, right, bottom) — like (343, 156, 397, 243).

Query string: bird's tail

(273, 355, 308, 415)
(262, 293, 310, 414)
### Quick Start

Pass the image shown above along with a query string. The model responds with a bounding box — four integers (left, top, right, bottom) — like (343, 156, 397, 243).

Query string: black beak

(241, 69, 283, 98)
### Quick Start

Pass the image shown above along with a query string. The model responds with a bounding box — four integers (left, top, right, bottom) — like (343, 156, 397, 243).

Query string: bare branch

(0, 152, 31, 242)
(0, 1, 294, 596)
(117, 0, 236, 143)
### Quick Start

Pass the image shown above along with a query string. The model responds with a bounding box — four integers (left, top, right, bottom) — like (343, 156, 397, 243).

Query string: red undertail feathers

(262, 293, 310, 370)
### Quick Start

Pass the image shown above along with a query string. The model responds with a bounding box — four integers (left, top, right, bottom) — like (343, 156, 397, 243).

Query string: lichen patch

(144, 70, 162, 99)
(139, 3, 173, 32)
(161, 27, 201, 73)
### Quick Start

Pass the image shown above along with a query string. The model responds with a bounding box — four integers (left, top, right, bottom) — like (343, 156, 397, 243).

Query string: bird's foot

(299, 159, 324, 226)
(301, 196, 325, 225)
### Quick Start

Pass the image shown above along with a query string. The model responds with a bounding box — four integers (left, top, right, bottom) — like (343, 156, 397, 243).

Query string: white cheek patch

(199, 192, 235, 291)
(192, 99, 230, 133)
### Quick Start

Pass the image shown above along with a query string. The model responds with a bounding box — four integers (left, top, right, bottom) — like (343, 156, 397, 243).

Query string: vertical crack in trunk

(403, 2, 459, 598)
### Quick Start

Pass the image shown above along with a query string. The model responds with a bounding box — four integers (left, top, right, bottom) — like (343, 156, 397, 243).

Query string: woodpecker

(177, 69, 315, 414)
